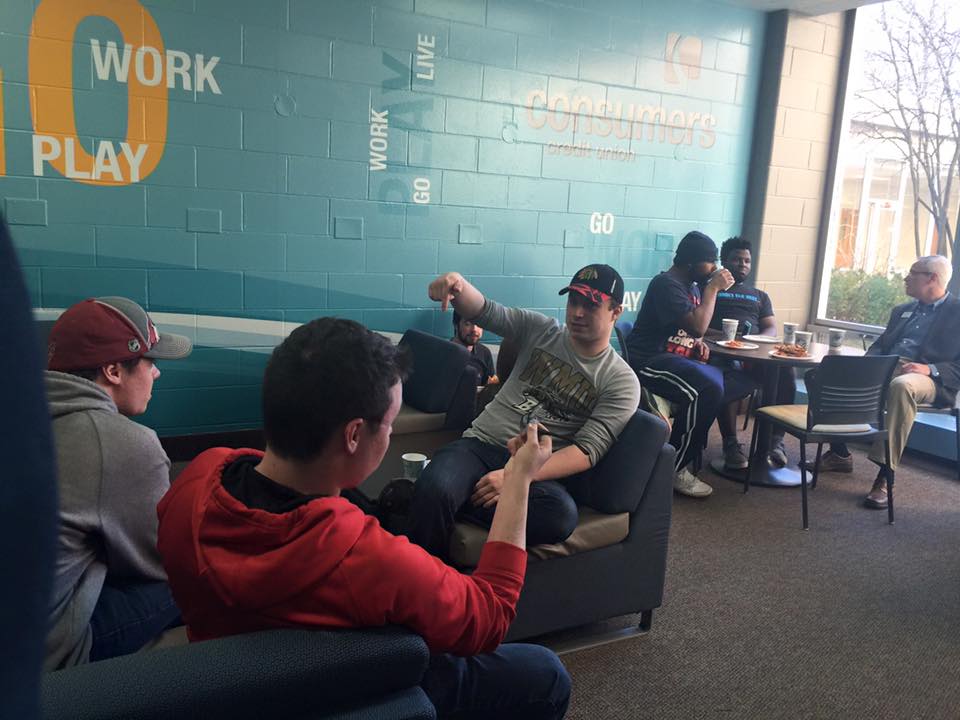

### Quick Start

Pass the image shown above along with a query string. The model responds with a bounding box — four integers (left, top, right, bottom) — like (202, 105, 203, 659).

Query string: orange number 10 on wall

(26, 0, 169, 186)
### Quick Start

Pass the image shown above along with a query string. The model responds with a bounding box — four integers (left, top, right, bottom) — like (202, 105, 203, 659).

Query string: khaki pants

(867, 373, 937, 471)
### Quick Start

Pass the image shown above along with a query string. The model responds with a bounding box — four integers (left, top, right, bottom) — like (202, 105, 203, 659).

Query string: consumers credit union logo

(664, 33, 702, 84)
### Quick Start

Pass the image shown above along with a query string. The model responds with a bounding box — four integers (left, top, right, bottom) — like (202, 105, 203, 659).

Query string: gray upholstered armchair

(449, 409, 676, 640)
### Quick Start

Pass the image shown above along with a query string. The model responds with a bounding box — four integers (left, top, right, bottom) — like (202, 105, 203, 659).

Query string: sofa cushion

(448, 507, 629, 568)
(392, 404, 446, 435)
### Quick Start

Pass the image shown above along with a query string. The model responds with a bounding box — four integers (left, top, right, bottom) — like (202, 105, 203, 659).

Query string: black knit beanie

(674, 231, 718, 266)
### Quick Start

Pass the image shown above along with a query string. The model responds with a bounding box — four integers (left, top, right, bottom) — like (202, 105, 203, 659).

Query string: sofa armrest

(41, 627, 431, 720)
(565, 410, 670, 515)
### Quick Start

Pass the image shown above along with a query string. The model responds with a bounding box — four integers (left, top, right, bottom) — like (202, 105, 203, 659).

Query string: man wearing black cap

(407, 265, 641, 558)
(451, 310, 497, 387)
(44, 297, 192, 668)
(625, 232, 735, 497)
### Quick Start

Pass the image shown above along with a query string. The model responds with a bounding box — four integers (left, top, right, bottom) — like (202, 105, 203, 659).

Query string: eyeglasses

(907, 269, 934, 278)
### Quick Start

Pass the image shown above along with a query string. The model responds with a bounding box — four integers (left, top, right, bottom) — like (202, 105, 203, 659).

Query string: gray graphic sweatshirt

(465, 301, 640, 465)
(44, 371, 170, 669)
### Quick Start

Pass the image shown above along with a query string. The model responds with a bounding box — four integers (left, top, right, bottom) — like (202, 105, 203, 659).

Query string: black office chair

(746, 355, 900, 529)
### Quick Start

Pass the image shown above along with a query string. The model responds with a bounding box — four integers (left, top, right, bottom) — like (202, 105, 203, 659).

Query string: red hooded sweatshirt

(157, 448, 527, 656)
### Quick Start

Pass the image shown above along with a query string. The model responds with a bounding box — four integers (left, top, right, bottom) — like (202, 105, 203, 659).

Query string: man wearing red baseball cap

(407, 265, 640, 559)
(44, 297, 191, 669)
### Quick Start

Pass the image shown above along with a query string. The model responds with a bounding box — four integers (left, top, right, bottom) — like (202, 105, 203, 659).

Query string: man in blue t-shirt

(625, 231, 737, 498)
(709, 237, 794, 469)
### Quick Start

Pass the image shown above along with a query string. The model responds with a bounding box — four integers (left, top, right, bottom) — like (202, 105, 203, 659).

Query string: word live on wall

(2, 0, 718, 307)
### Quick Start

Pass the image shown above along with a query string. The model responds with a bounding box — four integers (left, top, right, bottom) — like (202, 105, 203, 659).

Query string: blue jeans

(89, 580, 182, 662)
(406, 437, 579, 559)
(423, 643, 571, 719)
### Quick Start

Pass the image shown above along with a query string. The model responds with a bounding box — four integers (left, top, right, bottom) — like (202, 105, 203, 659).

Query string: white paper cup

(794, 331, 813, 350)
(401, 453, 428, 481)
(721, 318, 738, 341)
(828, 328, 846, 348)
(782, 322, 798, 345)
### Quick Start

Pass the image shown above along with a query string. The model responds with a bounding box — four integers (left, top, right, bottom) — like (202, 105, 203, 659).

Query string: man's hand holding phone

(473, 424, 552, 509)
(506, 423, 553, 482)
(485, 423, 554, 550)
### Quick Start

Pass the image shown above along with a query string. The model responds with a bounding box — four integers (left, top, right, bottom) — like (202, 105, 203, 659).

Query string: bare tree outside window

(855, 0, 960, 289)
(820, 1, 960, 326)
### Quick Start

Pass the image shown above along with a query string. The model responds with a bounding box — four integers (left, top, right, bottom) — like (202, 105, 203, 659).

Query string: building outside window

(817, 0, 960, 330)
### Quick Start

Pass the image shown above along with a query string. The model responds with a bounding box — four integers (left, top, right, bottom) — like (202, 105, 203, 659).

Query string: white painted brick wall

(756, 11, 845, 327)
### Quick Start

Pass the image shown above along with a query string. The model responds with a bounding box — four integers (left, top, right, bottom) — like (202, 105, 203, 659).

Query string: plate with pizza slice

(769, 343, 815, 360)
(716, 339, 760, 350)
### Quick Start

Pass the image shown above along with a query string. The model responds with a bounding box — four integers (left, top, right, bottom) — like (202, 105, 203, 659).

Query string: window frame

(809, 7, 890, 336)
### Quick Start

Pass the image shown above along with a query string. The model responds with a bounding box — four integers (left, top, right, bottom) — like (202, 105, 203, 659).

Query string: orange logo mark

(29, 0, 167, 185)
(664, 33, 702, 84)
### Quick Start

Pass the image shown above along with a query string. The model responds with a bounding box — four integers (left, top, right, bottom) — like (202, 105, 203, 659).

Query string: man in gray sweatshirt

(407, 265, 641, 559)
(44, 296, 192, 669)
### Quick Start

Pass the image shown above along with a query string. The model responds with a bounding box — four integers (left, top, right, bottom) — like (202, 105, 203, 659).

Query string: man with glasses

(808, 255, 960, 508)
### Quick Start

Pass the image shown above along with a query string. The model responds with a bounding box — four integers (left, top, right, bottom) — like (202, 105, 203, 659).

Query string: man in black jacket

(811, 255, 960, 509)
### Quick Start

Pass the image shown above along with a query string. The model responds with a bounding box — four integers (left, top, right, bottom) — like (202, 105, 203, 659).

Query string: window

(817, 0, 960, 329)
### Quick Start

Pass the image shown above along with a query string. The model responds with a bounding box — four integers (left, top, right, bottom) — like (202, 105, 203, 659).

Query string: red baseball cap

(47, 297, 192, 372)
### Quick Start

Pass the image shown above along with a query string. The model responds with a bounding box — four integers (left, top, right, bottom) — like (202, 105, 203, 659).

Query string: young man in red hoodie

(157, 317, 571, 719)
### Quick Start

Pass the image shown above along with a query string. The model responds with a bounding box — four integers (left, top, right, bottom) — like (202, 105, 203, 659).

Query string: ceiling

(723, 0, 884, 15)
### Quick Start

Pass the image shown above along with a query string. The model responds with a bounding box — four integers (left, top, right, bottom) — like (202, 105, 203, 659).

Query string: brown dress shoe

(864, 474, 889, 509)
(801, 450, 853, 473)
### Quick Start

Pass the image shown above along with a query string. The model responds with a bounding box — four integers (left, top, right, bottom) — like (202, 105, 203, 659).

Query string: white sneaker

(674, 467, 713, 497)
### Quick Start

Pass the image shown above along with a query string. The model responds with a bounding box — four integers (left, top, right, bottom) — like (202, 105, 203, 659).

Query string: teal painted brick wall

(1, 0, 765, 433)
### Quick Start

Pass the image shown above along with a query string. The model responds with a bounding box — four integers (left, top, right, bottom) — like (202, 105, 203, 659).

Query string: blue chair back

(398, 329, 475, 413)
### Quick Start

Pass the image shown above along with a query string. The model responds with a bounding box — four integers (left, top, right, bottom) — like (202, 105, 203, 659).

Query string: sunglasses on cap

(567, 285, 612, 305)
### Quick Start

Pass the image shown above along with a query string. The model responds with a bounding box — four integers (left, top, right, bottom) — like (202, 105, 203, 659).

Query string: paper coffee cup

(783, 322, 798, 344)
(794, 331, 813, 350)
(828, 328, 846, 348)
(721, 318, 738, 342)
(401, 453, 428, 481)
